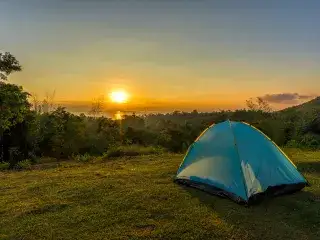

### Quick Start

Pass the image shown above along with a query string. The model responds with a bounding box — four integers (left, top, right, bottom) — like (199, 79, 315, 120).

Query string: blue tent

(175, 120, 308, 204)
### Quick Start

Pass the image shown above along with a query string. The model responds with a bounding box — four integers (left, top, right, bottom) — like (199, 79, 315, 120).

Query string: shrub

(16, 159, 32, 170)
(286, 140, 300, 148)
(105, 145, 165, 158)
(0, 162, 10, 171)
(300, 134, 320, 150)
(74, 153, 91, 163)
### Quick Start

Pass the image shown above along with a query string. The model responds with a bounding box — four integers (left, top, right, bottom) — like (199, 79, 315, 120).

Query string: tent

(175, 120, 308, 204)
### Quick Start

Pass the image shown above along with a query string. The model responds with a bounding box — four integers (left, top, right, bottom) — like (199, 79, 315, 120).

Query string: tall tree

(0, 52, 25, 133)
(0, 52, 30, 163)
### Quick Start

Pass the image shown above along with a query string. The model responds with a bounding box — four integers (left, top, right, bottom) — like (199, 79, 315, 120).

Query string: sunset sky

(1, 0, 319, 113)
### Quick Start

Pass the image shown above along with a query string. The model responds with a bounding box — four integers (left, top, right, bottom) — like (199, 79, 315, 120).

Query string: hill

(280, 96, 320, 114)
(277, 96, 320, 137)
(0, 149, 319, 240)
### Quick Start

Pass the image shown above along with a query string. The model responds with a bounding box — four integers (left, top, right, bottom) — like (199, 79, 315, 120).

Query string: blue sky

(1, 0, 319, 111)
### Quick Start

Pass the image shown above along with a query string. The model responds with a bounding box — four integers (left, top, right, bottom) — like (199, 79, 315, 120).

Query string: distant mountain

(279, 96, 320, 113)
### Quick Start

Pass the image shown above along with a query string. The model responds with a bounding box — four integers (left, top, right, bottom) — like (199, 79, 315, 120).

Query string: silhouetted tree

(0, 52, 22, 81)
(0, 52, 30, 163)
(246, 97, 272, 113)
(89, 95, 104, 117)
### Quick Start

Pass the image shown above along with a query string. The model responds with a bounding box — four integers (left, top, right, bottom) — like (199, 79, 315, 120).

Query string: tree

(89, 95, 104, 117)
(0, 83, 31, 133)
(0, 52, 22, 81)
(42, 90, 56, 113)
(0, 52, 30, 164)
(0, 83, 31, 163)
(246, 97, 272, 113)
(30, 90, 56, 114)
(191, 109, 198, 115)
(304, 113, 320, 135)
(30, 93, 41, 113)
(0, 52, 27, 133)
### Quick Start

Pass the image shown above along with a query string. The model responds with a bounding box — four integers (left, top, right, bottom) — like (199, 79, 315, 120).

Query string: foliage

(1, 98, 320, 167)
(35, 107, 119, 158)
(105, 145, 165, 158)
(1, 52, 320, 168)
(30, 91, 56, 114)
(0, 52, 30, 166)
(73, 153, 91, 163)
(246, 97, 272, 113)
(0, 52, 22, 81)
(0, 162, 10, 171)
(0, 83, 31, 133)
(300, 134, 320, 150)
(305, 113, 320, 135)
(15, 159, 32, 170)
(1, 91, 320, 167)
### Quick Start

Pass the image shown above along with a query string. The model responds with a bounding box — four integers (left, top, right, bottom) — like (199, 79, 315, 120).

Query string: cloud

(298, 95, 314, 100)
(261, 93, 315, 104)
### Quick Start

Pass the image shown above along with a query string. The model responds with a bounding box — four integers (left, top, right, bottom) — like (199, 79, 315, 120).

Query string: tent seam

(228, 120, 249, 201)
(240, 121, 309, 185)
(241, 121, 297, 168)
(194, 123, 214, 142)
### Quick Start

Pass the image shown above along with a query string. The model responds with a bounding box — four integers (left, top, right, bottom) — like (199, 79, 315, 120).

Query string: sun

(109, 90, 129, 103)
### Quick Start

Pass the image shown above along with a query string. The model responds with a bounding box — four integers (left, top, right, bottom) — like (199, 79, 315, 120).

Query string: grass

(73, 153, 92, 163)
(105, 145, 165, 158)
(0, 148, 319, 240)
(15, 159, 32, 170)
(0, 162, 9, 171)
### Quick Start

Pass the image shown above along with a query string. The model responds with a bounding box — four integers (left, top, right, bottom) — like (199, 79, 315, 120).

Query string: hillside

(1, 150, 320, 240)
(277, 97, 320, 136)
(280, 96, 320, 114)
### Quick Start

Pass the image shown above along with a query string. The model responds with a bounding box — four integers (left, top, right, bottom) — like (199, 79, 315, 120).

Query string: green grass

(0, 162, 10, 171)
(15, 159, 32, 170)
(0, 149, 319, 240)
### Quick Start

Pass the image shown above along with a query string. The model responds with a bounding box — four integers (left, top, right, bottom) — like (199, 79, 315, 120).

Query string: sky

(1, 0, 320, 113)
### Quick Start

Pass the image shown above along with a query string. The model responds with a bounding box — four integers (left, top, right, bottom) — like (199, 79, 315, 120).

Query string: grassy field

(0, 149, 319, 240)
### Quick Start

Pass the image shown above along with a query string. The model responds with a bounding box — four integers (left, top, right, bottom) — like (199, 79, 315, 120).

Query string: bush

(0, 162, 10, 171)
(300, 134, 320, 149)
(286, 140, 300, 148)
(105, 145, 165, 158)
(74, 153, 91, 163)
(15, 159, 32, 170)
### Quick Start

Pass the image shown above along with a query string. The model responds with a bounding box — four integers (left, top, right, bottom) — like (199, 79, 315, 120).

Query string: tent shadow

(179, 184, 320, 237)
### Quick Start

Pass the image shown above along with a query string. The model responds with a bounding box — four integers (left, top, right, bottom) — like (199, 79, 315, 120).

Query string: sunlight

(109, 90, 128, 104)
(114, 111, 123, 120)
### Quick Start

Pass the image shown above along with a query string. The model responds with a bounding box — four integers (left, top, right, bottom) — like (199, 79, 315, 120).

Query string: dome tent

(175, 120, 308, 205)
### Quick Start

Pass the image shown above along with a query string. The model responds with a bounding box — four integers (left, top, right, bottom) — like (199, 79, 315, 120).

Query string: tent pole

(228, 120, 249, 202)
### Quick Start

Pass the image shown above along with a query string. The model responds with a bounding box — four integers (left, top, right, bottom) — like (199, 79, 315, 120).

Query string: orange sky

(2, 1, 319, 113)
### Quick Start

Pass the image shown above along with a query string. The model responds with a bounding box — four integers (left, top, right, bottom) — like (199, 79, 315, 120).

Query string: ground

(0, 149, 319, 240)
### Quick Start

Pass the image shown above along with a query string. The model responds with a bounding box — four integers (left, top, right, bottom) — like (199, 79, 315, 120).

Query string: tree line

(1, 52, 319, 168)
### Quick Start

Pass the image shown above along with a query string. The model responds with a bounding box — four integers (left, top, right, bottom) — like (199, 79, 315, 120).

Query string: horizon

(37, 95, 319, 117)
(1, 0, 319, 112)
